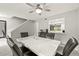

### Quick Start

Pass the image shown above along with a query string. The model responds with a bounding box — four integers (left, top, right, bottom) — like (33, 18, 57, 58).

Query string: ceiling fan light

(36, 8, 42, 13)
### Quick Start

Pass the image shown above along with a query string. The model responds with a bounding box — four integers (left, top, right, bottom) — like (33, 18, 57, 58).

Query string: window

(48, 18, 65, 33)
(0, 20, 6, 38)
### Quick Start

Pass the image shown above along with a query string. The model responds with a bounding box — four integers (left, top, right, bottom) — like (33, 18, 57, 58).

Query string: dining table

(16, 36, 61, 56)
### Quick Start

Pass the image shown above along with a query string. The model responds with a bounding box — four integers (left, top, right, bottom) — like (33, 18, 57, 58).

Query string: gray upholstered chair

(20, 32, 28, 38)
(6, 35, 37, 56)
(55, 37, 78, 56)
(46, 33, 55, 39)
(6, 35, 23, 56)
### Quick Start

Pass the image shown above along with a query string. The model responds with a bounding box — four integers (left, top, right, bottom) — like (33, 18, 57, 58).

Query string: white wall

(7, 17, 26, 32)
(11, 20, 35, 39)
(0, 17, 26, 36)
(77, 10, 79, 40)
(37, 9, 79, 44)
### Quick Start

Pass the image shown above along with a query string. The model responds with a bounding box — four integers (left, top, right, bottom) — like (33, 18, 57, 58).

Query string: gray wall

(11, 20, 35, 39)
(37, 9, 79, 44)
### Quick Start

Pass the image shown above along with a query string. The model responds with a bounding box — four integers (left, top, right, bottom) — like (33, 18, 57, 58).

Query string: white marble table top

(17, 36, 61, 56)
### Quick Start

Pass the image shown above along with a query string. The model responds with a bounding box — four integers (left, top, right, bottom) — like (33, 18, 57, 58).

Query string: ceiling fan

(26, 3, 51, 15)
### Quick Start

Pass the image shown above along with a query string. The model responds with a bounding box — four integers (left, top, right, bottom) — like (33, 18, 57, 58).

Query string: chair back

(20, 32, 28, 38)
(63, 37, 78, 56)
(7, 37, 18, 56)
(6, 35, 23, 56)
(12, 44, 23, 56)
(46, 33, 55, 39)
(39, 32, 47, 38)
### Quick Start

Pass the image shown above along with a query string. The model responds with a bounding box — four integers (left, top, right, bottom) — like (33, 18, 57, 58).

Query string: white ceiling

(0, 3, 79, 20)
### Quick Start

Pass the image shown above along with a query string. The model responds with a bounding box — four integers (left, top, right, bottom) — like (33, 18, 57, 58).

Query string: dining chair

(11, 41, 37, 56)
(55, 37, 78, 56)
(46, 33, 55, 39)
(20, 32, 28, 38)
(6, 35, 37, 56)
(7, 36, 19, 56)
(6, 35, 23, 56)
(12, 44, 24, 56)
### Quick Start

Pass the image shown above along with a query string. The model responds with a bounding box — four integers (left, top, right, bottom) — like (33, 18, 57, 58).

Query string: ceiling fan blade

(26, 3, 35, 7)
(38, 13, 42, 15)
(29, 11, 34, 13)
(43, 3, 46, 6)
(45, 9, 51, 12)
